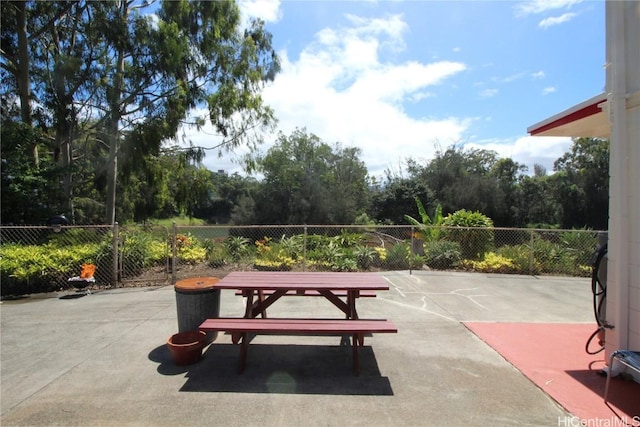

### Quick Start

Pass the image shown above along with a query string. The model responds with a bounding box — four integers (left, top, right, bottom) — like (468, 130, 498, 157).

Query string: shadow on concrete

(166, 343, 394, 395)
(566, 369, 640, 419)
(58, 293, 88, 300)
(148, 344, 195, 376)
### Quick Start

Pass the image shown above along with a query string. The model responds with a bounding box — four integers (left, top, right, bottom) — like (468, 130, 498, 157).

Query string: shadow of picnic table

(149, 340, 394, 396)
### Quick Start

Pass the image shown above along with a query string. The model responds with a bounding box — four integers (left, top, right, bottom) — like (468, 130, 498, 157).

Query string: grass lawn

(154, 216, 206, 227)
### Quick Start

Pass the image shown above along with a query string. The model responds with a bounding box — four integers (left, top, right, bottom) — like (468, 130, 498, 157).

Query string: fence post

(303, 225, 308, 272)
(112, 222, 119, 288)
(172, 222, 177, 284)
(529, 229, 535, 275)
(410, 226, 414, 275)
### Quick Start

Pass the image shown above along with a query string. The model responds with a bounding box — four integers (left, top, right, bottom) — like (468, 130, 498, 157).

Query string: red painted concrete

(465, 322, 639, 423)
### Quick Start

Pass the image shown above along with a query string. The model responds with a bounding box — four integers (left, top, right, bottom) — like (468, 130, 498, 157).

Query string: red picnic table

(200, 271, 396, 374)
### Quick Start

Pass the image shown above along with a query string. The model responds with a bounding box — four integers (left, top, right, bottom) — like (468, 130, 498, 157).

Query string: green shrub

(372, 247, 386, 268)
(276, 234, 305, 260)
(148, 240, 169, 265)
(495, 234, 591, 277)
(409, 254, 424, 270)
(0, 242, 101, 295)
(558, 229, 598, 267)
(224, 236, 252, 262)
(354, 245, 376, 270)
(496, 244, 539, 275)
(254, 236, 297, 270)
(174, 233, 207, 264)
(383, 242, 411, 270)
(424, 240, 462, 270)
(204, 242, 230, 268)
(178, 245, 207, 264)
(442, 210, 494, 260)
(254, 256, 295, 271)
(207, 245, 231, 268)
(330, 255, 358, 272)
(530, 236, 586, 276)
(119, 232, 154, 275)
(333, 230, 364, 247)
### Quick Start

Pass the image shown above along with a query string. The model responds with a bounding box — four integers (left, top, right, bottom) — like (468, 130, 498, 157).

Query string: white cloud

(467, 136, 572, 173)
(345, 13, 408, 46)
(146, 13, 159, 29)
(531, 71, 546, 79)
(515, 0, 583, 16)
(256, 14, 468, 177)
(502, 72, 527, 83)
(539, 12, 577, 28)
(237, 0, 282, 26)
(409, 91, 435, 103)
(543, 86, 557, 95)
(479, 88, 499, 98)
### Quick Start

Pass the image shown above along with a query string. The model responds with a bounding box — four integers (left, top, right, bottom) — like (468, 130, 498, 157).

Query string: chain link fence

(171, 224, 603, 281)
(1, 223, 604, 296)
(0, 223, 170, 295)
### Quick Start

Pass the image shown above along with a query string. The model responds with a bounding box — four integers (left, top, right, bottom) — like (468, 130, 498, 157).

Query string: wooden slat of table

(200, 317, 397, 333)
(217, 271, 389, 291)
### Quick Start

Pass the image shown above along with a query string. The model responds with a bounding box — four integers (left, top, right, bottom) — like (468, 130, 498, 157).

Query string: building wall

(604, 1, 640, 372)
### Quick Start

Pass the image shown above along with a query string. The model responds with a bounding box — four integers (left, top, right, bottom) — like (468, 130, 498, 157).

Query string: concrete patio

(1, 271, 607, 426)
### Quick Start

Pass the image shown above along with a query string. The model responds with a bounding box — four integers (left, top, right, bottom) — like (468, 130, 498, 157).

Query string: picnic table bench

(199, 317, 397, 374)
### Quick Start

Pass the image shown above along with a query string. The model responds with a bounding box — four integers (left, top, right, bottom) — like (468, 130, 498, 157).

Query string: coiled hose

(585, 244, 607, 355)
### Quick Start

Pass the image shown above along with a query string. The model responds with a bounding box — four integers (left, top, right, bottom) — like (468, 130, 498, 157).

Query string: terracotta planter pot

(167, 330, 207, 366)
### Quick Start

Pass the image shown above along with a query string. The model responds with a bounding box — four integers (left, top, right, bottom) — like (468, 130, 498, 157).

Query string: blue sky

(191, 0, 606, 177)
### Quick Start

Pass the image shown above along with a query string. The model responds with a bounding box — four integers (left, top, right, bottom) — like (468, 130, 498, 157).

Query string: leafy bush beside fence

(0, 224, 601, 296)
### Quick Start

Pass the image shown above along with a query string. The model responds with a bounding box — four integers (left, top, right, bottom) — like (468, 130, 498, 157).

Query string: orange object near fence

(80, 263, 96, 279)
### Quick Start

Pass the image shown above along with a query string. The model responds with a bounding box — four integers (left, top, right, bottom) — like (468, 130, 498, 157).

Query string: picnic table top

(215, 271, 390, 291)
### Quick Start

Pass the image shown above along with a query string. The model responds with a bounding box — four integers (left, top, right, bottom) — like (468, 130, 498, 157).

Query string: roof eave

(527, 93, 610, 138)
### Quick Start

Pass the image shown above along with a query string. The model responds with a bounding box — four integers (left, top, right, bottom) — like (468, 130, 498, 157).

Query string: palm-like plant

(404, 197, 444, 242)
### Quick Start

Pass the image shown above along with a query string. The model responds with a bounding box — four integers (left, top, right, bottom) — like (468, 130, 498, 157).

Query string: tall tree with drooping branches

(1, 0, 280, 224)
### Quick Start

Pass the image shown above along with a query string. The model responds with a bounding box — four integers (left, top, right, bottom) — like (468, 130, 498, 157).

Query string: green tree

(516, 174, 561, 227)
(192, 171, 260, 224)
(489, 158, 527, 226)
(254, 129, 369, 224)
(552, 137, 609, 229)
(408, 145, 504, 221)
(0, 121, 62, 224)
(369, 170, 435, 224)
(325, 145, 370, 223)
(2, 0, 280, 225)
(0, 1, 67, 165)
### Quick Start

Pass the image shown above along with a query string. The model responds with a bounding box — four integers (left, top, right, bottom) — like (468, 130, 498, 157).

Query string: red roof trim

(527, 93, 607, 136)
(529, 101, 602, 135)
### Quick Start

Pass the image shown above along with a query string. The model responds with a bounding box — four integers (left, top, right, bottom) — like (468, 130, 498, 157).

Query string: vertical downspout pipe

(607, 0, 630, 354)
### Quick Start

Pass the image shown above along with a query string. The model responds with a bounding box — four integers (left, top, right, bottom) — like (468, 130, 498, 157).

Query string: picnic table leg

(232, 292, 257, 344)
(347, 291, 365, 346)
(238, 332, 249, 374)
(347, 291, 358, 319)
(244, 290, 255, 318)
(352, 333, 360, 375)
(257, 290, 267, 318)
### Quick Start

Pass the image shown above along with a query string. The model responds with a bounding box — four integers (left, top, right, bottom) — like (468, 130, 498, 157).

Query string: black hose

(586, 326, 605, 355)
(586, 244, 607, 354)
